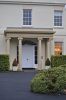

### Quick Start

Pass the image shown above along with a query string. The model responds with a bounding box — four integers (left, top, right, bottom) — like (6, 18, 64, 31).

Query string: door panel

(22, 44, 34, 68)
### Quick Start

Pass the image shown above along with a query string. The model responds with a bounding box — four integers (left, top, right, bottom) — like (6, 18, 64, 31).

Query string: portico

(4, 27, 55, 71)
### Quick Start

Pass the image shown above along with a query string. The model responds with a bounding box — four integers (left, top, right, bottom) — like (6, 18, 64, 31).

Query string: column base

(9, 66, 13, 71)
(37, 66, 43, 71)
(18, 65, 22, 71)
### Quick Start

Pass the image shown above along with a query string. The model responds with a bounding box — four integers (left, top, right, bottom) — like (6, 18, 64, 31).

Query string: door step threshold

(22, 68, 36, 72)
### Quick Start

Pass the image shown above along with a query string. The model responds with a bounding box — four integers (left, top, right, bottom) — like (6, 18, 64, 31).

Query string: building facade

(0, 0, 66, 70)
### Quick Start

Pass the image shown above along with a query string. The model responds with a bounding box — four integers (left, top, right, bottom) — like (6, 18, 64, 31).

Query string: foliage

(31, 66, 66, 94)
(45, 58, 51, 66)
(0, 55, 10, 71)
(51, 55, 66, 67)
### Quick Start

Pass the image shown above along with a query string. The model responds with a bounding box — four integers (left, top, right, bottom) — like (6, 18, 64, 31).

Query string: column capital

(6, 37, 11, 40)
(47, 37, 53, 42)
(38, 37, 43, 40)
(18, 37, 23, 40)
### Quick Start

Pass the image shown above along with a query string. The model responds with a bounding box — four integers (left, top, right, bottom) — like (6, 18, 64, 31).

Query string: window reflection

(54, 42, 63, 56)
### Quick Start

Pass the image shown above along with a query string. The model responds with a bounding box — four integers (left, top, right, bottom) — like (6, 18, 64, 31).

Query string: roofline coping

(0, 1, 65, 6)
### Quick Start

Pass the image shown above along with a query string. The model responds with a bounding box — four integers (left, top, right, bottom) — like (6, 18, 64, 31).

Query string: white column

(45, 39, 52, 61)
(38, 37, 42, 70)
(6, 37, 11, 70)
(51, 38, 54, 55)
(6, 38, 11, 55)
(18, 37, 23, 71)
(45, 41, 47, 60)
(46, 38, 54, 57)
(47, 39, 51, 59)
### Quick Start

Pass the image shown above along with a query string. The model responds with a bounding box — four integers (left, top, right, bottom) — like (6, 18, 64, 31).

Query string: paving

(0, 71, 66, 100)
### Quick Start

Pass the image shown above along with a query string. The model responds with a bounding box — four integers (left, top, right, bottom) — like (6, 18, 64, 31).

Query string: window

(23, 9, 32, 25)
(54, 10, 62, 26)
(54, 42, 63, 56)
(35, 46, 37, 64)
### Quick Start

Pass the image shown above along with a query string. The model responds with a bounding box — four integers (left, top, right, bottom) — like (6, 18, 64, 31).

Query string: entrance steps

(22, 68, 36, 72)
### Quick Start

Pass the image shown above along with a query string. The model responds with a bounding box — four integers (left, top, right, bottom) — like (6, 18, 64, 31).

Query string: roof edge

(0, 1, 65, 6)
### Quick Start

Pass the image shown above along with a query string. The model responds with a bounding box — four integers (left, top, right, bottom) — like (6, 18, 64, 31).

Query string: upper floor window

(23, 9, 32, 25)
(54, 42, 63, 56)
(54, 10, 63, 26)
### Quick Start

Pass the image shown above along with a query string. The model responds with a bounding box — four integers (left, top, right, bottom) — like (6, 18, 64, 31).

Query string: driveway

(0, 71, 66, 100)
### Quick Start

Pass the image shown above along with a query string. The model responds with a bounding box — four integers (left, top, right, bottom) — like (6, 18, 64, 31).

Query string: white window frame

(54, 42, 63, 56)
(23, 9, 32, 26)
(54, 10, 63, 27)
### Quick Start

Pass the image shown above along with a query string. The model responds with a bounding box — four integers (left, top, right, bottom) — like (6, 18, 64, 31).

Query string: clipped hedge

(0, 55, 10, 71)
(51, 55, 66, 67)
(31, 66, 66, 94)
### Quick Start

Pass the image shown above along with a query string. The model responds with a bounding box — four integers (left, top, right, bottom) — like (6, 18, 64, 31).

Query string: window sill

(22, 25, 33, 28)
(53, 26, 64, 29)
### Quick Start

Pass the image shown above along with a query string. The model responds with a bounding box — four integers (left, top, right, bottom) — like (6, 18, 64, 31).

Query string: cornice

(0, 1, 65, 6)
(4, 27, 55, 34)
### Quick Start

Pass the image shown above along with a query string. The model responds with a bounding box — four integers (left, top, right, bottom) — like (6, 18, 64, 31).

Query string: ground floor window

(54, 42, 63, 56)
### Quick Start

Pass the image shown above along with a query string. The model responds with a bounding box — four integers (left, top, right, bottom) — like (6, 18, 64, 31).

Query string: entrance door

(22, 44, 34, 68)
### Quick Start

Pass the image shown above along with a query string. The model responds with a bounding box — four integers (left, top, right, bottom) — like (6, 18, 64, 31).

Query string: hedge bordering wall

(51, 55, 66, 67)
(0, 55, 10, 71)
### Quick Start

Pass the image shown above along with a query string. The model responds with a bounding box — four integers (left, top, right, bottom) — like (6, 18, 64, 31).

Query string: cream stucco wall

(0, 3, 53, 55)
(0, 34, 6, 54)
(0, 0, 66, 63)
(41, 40, 45, 69)
(0, 4, 53, 31)
(53, 6, 66, 55)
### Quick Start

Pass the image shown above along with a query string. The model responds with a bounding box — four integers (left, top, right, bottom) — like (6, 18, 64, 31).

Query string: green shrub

(31, 66, 66, 94)
(51, 55, 66, 67)
(60, 64, 66, 68)
(0, 55, 10, 71)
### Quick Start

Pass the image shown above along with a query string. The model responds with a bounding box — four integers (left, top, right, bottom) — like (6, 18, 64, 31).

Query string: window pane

(54, 10, 62, 26)
(29, 12, 31, 17)
(29, 21, 31, 25)
(54, 42, 63, 56)
(23, 9, 32, 25)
